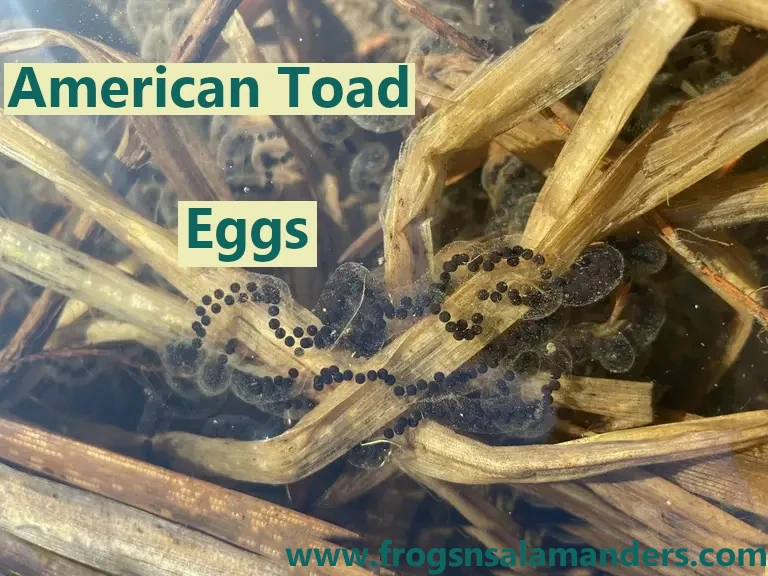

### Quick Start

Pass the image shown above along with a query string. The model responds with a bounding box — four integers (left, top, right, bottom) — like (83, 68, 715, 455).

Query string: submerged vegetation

(0, 0, 768, 574)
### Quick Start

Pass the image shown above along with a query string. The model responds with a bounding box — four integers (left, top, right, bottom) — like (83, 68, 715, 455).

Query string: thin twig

(389, 0, 492, 60)
(646, 211, 768, 329)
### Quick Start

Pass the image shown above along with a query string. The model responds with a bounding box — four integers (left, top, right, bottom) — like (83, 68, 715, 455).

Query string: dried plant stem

(394, 411, 768, 484)
(384, 0, 647, 286)
(389, 0, 491, 60)
(46, 319, 165, 351)
(0, 529, 105, 576)
(692, 0, 768, 30)
(524, 0, 697, 246)
(0, 464, 285, 576)
(0, 218, 189, 340)
(659, 170, 768, 231)
(646, 211, 768, 328)
(655, 445, 768, 519)
(53, 253, 144, 332)
(543, 52, 768, 265)
(0, 417, 377, 576)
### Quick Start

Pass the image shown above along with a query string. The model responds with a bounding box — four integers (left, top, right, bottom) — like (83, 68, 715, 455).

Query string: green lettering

(278, 66, 310, 107)
(198, 77, 224, 108)
(7, 66, 46, 108)
(51, 76, 97, 108)
(347, 77, 373, 108)
(102, 77, 128, 108)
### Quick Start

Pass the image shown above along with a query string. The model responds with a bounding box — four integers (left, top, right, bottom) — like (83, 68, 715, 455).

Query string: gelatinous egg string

(159, 234, 661, 458)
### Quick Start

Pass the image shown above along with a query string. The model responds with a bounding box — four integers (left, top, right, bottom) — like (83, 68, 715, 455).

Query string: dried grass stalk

(692, 0, 768, 30)
(0, 417, 378, 576)
(394, 411, 768, 484)
(655, 445, 768, 518)
(524, 0, 697, 246)
(384, 0, 647, 286)
(543, 52, 768, 265)
(0, 529, 105, 576)
(0, 218, 189, 340)
(659, 170, 768, 230)
(0, 29, 231, 202)
(0, 463, 285, 576)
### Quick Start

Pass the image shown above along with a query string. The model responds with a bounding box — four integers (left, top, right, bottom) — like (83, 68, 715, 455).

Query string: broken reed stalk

(0, 417, 378, 576)
(659, 170, 768, 230)
(384, 0, 648, 287)
(388, 0, 492, 60)
(393, 411, 768, 484)
(542, 51, 768, 265)
(524, 0, 697, 246)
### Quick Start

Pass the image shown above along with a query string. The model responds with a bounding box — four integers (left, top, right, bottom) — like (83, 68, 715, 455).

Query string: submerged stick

(168, 0, 245, 63)
(646, 212, 768, 329)
(389, 0, 492, 60)
(0, 417, 377, 576)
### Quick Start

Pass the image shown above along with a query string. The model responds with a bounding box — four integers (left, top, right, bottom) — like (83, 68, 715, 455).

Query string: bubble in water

(347, 442, 392, 470)
(562, 243, 625, 307)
